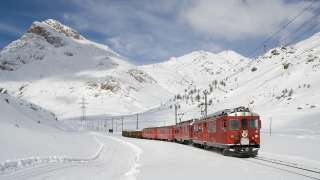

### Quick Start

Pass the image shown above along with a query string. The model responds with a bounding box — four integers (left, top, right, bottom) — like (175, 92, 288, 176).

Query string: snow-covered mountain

(0, 19, 172, 118)
(1, 19, 320, 134)
(156, 33, 320, 134)
(141, 50, 249, 94)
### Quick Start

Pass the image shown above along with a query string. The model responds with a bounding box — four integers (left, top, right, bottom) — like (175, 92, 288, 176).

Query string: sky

(0, 0, 320, 64)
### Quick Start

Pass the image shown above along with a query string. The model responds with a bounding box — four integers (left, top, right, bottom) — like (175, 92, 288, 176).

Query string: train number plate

(240, 138, 249, 145)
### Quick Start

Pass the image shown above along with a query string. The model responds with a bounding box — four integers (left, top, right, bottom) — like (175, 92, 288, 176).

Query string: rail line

(247, 156, 320, 180)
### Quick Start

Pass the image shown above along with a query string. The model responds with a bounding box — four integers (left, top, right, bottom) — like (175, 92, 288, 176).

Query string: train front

(224, 107, 261, 157)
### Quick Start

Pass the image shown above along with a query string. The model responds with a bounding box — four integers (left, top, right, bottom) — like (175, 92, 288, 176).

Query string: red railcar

(142, 127, 157, 139)
(174, 120, 193, 144)
(124, 106, 261, 157)
(157, 126, 175, 141)
(193, 107, 261, 157)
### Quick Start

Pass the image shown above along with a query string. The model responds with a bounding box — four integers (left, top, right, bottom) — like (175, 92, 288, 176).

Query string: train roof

(201, 106, 259, 120)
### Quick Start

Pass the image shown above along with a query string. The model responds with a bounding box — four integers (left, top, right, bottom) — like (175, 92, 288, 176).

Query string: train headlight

(230, 135, 234, 139)
(241, 130, 248, 137)
(255, 134, 259, 138)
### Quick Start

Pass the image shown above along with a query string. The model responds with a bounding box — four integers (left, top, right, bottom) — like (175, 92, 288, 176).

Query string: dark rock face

(44, 19, 83, 40)
(27, 24, 65, 47)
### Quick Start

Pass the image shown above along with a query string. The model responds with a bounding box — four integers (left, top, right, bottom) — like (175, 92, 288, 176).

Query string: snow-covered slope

(0, 90, 99, 165)
(146, 32, 320, 135)
(0, 19, 171, 118)
(141, 50, 249, 94)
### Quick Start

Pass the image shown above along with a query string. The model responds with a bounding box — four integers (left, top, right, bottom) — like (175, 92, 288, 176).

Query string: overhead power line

(248, 0, 315, 57)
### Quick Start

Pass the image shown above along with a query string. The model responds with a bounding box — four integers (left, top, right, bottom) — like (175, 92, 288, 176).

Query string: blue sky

(0, 0, 319, 64)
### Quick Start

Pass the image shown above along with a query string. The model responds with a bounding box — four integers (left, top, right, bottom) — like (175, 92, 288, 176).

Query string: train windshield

(242, 119, 248, 130)
(250, 119, 258, 129)
(229, 119, 240, 130)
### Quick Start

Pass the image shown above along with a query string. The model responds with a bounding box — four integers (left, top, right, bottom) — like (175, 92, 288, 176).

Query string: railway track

(248, 156, 320, 180)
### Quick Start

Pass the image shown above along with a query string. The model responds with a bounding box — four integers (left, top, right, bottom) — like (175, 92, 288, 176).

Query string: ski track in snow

(93, 133, 143, 180)
(0, 134, 104, 176)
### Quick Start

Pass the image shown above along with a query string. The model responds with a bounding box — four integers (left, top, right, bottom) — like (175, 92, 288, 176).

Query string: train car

(142, 127, 158, 139)
(122, 130, 143, 138)
(192, 106, 261, 157)
(174, 120, 193, 144)
(157, 126, 175, 141)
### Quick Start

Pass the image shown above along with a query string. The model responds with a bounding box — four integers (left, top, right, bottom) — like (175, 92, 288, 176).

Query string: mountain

(0, 19, 172, 118)
(160, 33, 320, 134)
(1, 19, 319, 134)
(141, 50, 249, 94)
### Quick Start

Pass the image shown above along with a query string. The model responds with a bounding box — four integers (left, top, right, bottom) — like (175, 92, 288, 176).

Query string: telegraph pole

(115, 118, 118, 132)
(204, 90, 208, 117)
(112, 118, 114, 133)
(121, 116, 124, 132)
(79, 96, 88, 129)
(174, 104, 180, 125)
(269, 117, 272, 136)
(104, 119, 107, 132)
(136, 114, 139, 130)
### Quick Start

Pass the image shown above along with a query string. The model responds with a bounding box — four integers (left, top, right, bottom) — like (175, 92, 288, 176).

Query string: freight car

(122, 130, 142, 138)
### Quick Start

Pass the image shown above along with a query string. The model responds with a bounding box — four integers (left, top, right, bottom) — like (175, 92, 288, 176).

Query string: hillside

(149, 32, 320, 134)
(0, 19, 171, 118)
(0, 89, 100, 169)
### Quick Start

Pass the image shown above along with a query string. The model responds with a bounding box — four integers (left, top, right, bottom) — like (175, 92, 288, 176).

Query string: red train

(122, 106, 261, 157)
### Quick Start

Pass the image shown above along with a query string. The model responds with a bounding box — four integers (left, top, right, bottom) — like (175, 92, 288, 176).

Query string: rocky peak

(43, 19, 84, 40)
(27, 19, 84, 47)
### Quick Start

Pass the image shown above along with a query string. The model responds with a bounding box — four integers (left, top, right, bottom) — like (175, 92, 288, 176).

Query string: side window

(222, 120, 227, 129)
(230, 119, 240, 130)
(208, 120, 216, 133)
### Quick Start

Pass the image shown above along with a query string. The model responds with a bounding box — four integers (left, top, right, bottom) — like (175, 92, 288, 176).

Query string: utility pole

(121, 116, 124, 132)
(174, 104, 180, 125)
(112, 118, 114, 133)
(115, 118, 118, 132)
(264, 44, 267, 54)
(136, 114, 139, 130)
(79, 96, 88, 129)
(178, 113, 184, 123)
(269, 117, 272, 136)
(104, 119, 107, 132)
(204, 90, 208, 117)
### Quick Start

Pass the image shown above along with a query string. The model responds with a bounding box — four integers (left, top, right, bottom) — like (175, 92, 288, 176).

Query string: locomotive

(122, 106, 261, 157)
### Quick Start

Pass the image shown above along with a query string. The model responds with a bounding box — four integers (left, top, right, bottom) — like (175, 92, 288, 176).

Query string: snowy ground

(1, 131, 319, 180)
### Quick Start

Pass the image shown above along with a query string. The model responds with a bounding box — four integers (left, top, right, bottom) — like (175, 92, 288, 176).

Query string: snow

(0, 18, 320, 179)
(0, 93, 101, 172)
(2, 133, 319, 180)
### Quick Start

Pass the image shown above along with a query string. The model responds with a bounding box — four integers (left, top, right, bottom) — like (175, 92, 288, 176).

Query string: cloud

(180, 0, 314, 41)
(61, 0, 318, 63)
(62, 0, 203, 63)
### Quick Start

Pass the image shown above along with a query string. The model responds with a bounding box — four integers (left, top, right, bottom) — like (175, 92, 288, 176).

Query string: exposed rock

(43, 19, 83, 40)
(100, 77, 121, 93)
(128, 69, 156, 83)
(27, 23, 65, 47)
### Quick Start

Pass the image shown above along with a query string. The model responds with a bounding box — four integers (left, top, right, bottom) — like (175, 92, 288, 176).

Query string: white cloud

(180, 0, 314, 41)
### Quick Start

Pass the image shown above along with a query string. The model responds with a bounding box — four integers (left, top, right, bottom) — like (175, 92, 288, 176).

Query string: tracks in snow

(0, 134, 143, 180)
(247, 155, 320, 180)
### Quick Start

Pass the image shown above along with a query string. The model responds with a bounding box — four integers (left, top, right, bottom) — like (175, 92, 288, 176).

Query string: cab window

(250, 119, 258, 128)
(242, 119, 248, 130)
(229, 119, 239, 130)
